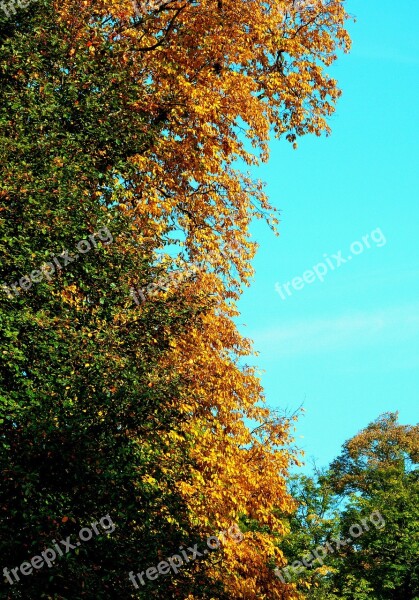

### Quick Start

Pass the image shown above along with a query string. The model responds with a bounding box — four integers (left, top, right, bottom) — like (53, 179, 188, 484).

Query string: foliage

(281, 413, 419, 600)
(0, 0, 351, 598)
(0, 4, 211, 597)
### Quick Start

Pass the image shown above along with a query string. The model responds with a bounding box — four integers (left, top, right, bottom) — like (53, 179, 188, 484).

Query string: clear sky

(237, 0, 419, 470)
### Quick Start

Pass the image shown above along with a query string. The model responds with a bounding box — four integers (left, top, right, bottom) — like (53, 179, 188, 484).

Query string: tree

(52, 0, 351, 294)
(327, 412, 419, 600)
(280, 414, 419, 600)
(1, 0, 351, 597)
(0, 3, 212, 597)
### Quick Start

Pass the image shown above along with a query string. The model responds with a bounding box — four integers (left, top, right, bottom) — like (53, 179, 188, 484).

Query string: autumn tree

(1, 0, 351, 597)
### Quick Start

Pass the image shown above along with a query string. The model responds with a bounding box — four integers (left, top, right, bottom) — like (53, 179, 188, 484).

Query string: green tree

(327, 412, 419, 600)
(281, 414, 419, 600)
(0, 2, 214, 598)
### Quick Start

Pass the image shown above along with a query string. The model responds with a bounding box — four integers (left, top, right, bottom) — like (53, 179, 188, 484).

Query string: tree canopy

(280, 413, 419, 600)
(0, 0, 351, 598)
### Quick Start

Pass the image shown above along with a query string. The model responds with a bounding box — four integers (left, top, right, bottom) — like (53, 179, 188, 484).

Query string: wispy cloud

(252, 305, 419, 357)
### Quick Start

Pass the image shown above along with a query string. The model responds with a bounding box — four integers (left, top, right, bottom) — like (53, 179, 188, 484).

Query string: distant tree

(327, 412, 419, 600)
(280, 413, 419, 600)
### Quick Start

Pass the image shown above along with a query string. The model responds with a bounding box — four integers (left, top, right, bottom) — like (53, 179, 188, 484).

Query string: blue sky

(237, 0, 419, 470)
